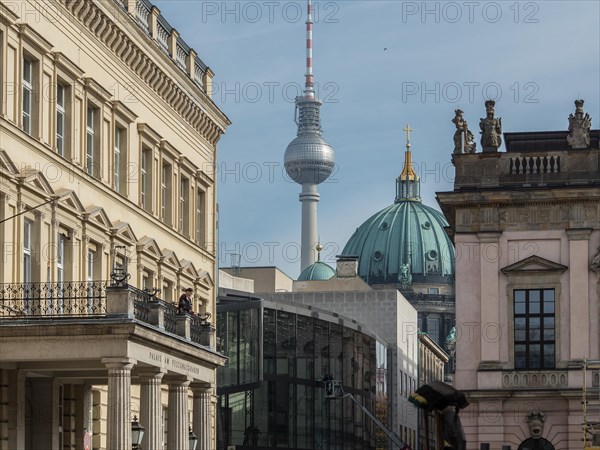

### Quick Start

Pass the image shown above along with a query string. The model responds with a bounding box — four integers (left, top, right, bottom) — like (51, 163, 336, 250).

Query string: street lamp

(131, 415, 145, 449)
(189, 426, 198, 450)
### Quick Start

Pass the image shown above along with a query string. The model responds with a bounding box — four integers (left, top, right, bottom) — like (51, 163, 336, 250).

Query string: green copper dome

(342, 201, 455, 285)
(297, 260, 336, 281)
(342, 131, 454, 286)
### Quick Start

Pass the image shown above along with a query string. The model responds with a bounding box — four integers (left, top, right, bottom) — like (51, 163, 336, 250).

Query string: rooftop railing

(118, 0, 208, 90)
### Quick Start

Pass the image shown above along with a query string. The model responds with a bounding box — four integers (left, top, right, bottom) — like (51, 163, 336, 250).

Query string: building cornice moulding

(56, 0, 230, 146)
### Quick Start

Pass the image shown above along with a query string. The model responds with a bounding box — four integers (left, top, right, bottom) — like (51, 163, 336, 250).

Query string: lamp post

(131, 416, 145, 449)
(189, 426, 199, 450)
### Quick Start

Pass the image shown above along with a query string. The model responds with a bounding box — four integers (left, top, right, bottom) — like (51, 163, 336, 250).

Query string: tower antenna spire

(284, 0, 335, 272)
(305, 0, 315, 98)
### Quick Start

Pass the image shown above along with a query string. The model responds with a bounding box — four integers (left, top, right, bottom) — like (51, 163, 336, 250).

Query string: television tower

(284, 0, 335, 272)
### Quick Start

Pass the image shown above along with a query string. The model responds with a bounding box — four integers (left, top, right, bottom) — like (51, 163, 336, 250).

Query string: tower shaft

(300, 183, 319, 271)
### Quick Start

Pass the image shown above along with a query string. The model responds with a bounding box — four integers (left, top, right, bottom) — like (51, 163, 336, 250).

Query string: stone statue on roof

(479, 100, 502, 152)
(567, 99, 592, 149)
(452, 109, 476, 154)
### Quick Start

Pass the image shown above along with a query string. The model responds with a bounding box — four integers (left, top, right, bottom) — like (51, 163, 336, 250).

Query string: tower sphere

(284, 133, 335, 185)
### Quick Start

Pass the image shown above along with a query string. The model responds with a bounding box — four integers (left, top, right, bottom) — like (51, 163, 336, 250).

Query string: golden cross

(403, 124, 413, 144)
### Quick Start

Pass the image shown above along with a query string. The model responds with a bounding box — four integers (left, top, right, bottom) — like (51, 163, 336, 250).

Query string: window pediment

(84, 206, 112, 229)
(180, 260, 198, 278)
(55, 189, 85, 214)
(197, 270, 214, 287)
(161, 249, 181, 270)
(18, 170, 54, 196)
(137, 236, 162, 259)
(501, 255, 567, 275)
(0, 151, 18, 175)
(111, 221, 137, 244)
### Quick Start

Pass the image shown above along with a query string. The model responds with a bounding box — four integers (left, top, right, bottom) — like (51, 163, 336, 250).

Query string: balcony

(0, 281, 215, 349)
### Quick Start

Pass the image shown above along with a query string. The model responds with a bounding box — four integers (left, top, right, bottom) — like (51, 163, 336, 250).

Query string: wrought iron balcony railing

(0, 281, 107, 317)
(0, 281, 216, 350)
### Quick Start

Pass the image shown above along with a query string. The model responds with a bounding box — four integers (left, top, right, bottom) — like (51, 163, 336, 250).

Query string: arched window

(518, 438, 555, 450)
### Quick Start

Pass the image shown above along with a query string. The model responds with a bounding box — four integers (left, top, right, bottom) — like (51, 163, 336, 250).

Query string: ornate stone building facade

(437, 101, 600, 449)
(0, 0, 229, 448)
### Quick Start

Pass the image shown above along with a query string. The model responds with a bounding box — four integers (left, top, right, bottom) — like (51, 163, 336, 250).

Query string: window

(56, 84, 66, 156)
(179, 177, 189, 235)
(161, 162, 172, 225)
(141, 148, 152, 212)
(86, 105, 99, 177)
(86, 249, 97, 312)
(57, 234, 65, 284)
(23, 220, 32, 283)
(426, 315, 440, 345)
(114, 126, 124, 193)
(514, 289, 555, 370)
(196, 188, 205, 245)
(22, 58, 33, 134)
(428, 287, 439, 295)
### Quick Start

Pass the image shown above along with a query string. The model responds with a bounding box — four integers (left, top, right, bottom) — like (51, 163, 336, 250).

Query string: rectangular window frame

(114, 125, 123, 193)
(23, 220, 32, 284)
(85, 103, 100, 178)
(54, 53, 84, 161)
(22, 57, 33, 135)
(179, 176, 189, 235)
(141, 147, 151, 211)
(513, 288, 556, 370)
(195, 187, 206, 246)
(112, 101, 136, 197)
(161, 161, 172, 226)
(56, 83, 66, 157)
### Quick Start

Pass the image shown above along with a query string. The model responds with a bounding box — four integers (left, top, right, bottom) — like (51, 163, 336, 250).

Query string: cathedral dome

(342, 126, 455, 286)
(342, 201, 455, 285)
(297, 260, 336, 281)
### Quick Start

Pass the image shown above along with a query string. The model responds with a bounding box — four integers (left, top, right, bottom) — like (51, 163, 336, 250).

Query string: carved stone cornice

(56, 0, 230, 146)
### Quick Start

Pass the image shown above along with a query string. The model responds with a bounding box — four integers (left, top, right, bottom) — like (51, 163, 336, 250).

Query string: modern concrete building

(0, 0, 229, 448)
(437, 100, 600, 449)
(222, 260, 422, 448)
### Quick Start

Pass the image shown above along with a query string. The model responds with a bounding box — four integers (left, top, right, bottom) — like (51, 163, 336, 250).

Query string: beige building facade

(0, 0, 229, 448)
(437, 104, 600, 449)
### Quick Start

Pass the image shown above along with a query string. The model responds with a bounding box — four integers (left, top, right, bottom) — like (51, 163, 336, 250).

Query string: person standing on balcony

(178, 288, 194, 315)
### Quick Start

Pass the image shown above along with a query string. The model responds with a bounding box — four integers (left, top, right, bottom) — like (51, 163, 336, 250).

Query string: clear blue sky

(155, 0, 600, 278)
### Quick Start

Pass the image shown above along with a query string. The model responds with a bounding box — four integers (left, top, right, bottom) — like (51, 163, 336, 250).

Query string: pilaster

(567, 228, 591, 361)
(478, 232, 502, 369)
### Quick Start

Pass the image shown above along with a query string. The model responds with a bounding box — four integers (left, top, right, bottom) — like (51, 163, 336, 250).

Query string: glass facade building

(217, 293, 390, 450)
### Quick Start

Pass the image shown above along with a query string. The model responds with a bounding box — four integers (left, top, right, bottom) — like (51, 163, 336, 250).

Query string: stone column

(191, 384, 213, 450)
(139, 369, 165, 450)
(103, 358, 136, 450)
(168, 377, 191, 450)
